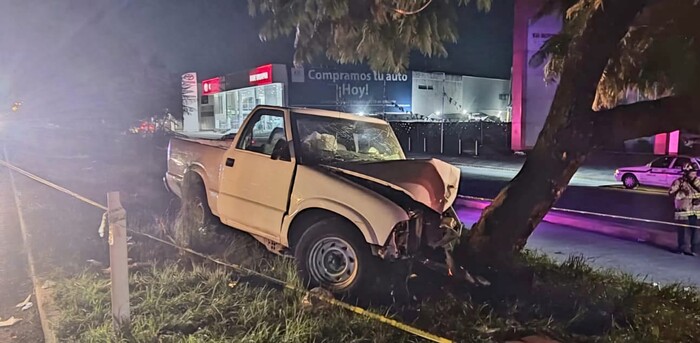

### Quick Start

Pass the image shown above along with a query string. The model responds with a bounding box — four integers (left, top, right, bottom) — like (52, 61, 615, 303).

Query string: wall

(462, 76, 511, 120)
(411, 72, 463, 117)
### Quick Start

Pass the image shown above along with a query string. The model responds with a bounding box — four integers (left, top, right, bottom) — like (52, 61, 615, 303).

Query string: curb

(455, 197, 676, 249)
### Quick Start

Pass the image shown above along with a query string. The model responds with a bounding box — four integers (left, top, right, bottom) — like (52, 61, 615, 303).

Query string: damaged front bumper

(374, 208, 489, 286)
(374, 207, 463, 265)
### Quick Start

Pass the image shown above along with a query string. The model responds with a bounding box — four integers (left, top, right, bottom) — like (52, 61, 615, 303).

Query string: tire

(622, 174, 639, 189)
(293, 218, 379, 295)
(176, 178, 218, 250)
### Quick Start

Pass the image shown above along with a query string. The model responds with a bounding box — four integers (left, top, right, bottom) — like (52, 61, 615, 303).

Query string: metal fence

(389, 121, 512, 156)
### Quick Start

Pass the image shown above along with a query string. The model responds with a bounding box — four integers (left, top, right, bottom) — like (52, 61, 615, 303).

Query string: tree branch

(393, 0, 433, 15)
(594, 95, 699, 147)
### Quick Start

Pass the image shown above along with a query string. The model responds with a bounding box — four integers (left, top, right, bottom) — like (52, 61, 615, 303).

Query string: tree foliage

(531, 0, 700, 109)
(249, 0, 490, 72)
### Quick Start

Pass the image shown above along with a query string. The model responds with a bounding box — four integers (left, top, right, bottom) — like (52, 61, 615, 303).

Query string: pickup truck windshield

(294, 113, 405, 165)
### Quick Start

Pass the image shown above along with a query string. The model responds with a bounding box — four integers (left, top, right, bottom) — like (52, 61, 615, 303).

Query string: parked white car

(614, 155, 700, 189)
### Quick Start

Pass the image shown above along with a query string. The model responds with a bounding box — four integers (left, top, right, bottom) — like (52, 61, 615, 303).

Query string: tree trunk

(453, 0, 649, 269)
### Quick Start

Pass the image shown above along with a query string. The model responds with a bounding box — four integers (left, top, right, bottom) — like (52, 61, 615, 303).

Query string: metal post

(480, 120, 484, 144)
(408, 136, 412, 152)
(423, 137, 427, 152)
(475, 140, 479, 156)
(108, 192, 130, 332)
(440, 121, 444, 155)
(459, 138, 462, 156)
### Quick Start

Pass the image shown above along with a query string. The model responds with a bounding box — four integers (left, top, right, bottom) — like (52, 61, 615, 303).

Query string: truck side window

(237, 112, 286, 156)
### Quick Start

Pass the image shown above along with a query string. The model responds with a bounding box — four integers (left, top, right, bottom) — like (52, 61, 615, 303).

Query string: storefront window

(211, 83, 284, 132)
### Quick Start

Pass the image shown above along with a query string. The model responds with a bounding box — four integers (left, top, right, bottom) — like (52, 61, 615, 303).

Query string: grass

(52, 219, 700, 343)
(54, 261, 422, 343)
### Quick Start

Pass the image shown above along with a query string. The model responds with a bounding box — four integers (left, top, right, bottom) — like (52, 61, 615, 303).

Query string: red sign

(202, 77, 221, 95)
(249, 64, 273, 85)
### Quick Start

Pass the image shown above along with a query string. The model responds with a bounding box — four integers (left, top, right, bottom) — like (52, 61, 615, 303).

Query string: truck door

(217, 108, 295, 240)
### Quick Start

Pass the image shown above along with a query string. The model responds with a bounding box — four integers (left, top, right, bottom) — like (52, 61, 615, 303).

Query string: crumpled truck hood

(321, 158, 461, 213)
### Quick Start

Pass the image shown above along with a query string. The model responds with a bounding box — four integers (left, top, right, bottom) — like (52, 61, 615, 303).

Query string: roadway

(448, 158, 675, 224)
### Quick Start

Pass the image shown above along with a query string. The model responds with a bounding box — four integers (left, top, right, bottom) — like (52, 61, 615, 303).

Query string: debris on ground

(19, 302, 33, 311)
(41, 280, 56, 289)
(302, 287, 334, 311)
(101, 261, 153, 275)
(506, 335, 561, 343)
(14, 294, 31, 309)
(86, 259, 105, 268)
(0, 316, 22, 328)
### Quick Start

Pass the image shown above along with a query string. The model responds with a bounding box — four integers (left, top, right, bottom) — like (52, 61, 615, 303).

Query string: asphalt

(457, 207, 700, 287)
(0, 160, 44, 342)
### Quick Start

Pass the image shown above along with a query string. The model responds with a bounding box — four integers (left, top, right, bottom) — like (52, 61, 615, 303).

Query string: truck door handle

(225, 158, 235, 167)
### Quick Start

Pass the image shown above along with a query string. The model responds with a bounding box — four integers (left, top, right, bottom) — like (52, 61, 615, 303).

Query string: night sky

(0, 0, 513, 121)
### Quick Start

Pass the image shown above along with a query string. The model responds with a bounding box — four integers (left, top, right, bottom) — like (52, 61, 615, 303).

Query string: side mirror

(271, 140, 291, 161)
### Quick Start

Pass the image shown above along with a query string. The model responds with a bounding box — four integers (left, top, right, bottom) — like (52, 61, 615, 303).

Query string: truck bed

(166, 136, 232, 204)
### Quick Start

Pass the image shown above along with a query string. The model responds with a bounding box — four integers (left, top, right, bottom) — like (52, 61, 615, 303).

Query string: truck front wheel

(294, 218, 379, 295)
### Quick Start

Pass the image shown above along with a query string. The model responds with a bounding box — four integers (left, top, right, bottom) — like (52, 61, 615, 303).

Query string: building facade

(183, 63, 511, 134)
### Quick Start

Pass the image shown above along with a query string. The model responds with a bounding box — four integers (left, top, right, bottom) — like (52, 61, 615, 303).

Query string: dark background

(0, 0, 514, 126)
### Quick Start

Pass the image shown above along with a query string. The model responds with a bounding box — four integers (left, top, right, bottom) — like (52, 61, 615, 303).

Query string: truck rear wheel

(293, 218, 379, 295)
(176, 178, 218, 251)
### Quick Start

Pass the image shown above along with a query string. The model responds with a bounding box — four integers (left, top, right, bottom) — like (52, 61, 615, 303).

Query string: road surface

(456, 207, 700, 287)
(449, 157, 675, 226)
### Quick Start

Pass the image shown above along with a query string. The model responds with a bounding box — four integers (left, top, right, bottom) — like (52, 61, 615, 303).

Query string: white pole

(423, 137, 427, 152)
(408, 136, 412, 152)
(475, 140, 479, 156)
(440, 121, 444, 154)
(459, 138, 462, 156)
(108, 192, 130, 332)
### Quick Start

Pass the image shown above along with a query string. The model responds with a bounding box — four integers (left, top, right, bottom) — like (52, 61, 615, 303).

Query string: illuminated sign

(249, 64, 273, 85)
(202, 77, 221, 95)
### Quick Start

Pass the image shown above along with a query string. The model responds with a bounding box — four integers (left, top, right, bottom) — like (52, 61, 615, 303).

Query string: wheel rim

(307, 237, 358, 289)
(623, 176, 636, 188)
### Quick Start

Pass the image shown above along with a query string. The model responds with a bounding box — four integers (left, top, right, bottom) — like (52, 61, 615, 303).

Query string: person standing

(669, 163, 700, 256)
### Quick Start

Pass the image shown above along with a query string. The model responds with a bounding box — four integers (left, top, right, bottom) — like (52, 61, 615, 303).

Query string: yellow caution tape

(0, 158, 453, 343)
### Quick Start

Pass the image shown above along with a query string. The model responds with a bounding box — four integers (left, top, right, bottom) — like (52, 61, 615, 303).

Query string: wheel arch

(181, 165, 217, 214)
(283, 205, 381, 249)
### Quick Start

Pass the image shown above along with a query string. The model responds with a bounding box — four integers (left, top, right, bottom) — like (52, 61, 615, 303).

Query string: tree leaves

(531, 0, 700, 109)
(249, 0, 488, 72)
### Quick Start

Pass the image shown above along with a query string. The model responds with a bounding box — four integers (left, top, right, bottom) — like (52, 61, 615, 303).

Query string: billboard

(181, 72, 199, 131)
(289, 66, 412, 114)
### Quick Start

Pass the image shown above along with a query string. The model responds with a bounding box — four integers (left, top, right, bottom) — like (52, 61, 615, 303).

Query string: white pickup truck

(165, 105, 463, 293)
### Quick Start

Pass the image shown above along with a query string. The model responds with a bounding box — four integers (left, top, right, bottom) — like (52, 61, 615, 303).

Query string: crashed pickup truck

(165, 105, 463, 293)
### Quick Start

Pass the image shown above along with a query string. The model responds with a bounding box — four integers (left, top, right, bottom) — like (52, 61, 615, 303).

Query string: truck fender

(281, 198, 399, 247)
